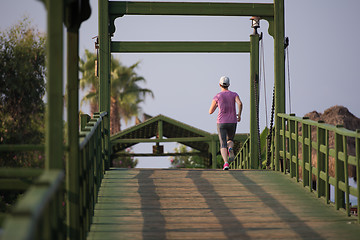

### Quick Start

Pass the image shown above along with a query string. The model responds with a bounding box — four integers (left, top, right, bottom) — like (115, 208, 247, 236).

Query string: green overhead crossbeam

(111, 41, 250, 53)
(108, 1, 275, 35)
(109, 1, 274, 16)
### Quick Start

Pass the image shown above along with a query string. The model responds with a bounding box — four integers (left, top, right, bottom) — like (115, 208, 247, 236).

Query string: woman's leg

(217, 124, 229, 163)
(226, 124, 237, 162)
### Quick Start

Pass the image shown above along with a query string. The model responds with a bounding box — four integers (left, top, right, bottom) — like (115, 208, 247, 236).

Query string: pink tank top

(213, 90, 239, 123)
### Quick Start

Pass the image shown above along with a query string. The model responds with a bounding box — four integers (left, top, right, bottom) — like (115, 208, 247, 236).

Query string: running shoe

(223, 162, 229, 170)
(228, 147, 235, 163)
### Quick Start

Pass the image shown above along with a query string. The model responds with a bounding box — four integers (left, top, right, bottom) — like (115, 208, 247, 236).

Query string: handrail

(76, 111, 107, 238)
(1, 112, 108, 239)
(1, 170, 64, 240)
(79, 112, 108, 150)
(231, 128, 271, 169)
(277, 113, 360, 223)
(231, 113, 360, 223)
(231, 137, 250, 169)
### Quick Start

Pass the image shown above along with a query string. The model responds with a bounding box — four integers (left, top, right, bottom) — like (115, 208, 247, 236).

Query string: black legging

(217, 123, 237, 148)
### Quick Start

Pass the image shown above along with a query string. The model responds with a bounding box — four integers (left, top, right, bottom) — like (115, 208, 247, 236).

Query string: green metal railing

(231, 128, 272, 170)
(1, 170, 65, 239)
(277, 113, 360, 222)
(0, 112, 107, 239)
(0, 168, 44, 227)
(76, 111, 108, 239)
(232, 113, 360, 223)
(231, 137, 250, 169)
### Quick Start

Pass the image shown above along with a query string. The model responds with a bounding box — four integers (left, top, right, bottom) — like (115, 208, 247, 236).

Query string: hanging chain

(253, 74, 262, 169)
(285, 37, 291, 114)
(266, 86, 275, 167)
(260, 36, 268, 128)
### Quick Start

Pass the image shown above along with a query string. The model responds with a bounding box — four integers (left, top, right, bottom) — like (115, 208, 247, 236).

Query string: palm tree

(79, 50, 154, 134)
(110, 61, 154, 133)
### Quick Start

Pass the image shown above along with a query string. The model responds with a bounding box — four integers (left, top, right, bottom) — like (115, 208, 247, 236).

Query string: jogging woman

(209, 76, 243, 170)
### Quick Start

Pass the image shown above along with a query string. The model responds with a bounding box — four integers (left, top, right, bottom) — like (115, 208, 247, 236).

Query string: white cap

(219, 76, 230, 87)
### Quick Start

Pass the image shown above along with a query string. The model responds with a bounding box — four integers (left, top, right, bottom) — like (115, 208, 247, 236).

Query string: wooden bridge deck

(87, 169, 360, 240)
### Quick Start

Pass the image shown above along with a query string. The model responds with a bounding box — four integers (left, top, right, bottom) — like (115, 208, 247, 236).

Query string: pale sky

(1, 0, 360, 168)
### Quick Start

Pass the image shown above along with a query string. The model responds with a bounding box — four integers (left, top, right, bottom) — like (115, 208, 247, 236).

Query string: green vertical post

(45, 0, 63, 170)
(325, 129, 330, 204)
(335, 126, 345, 210)
(99, 0, 111, 170)
(250, 33, 260, 169)
(158, 120, 163, 139)
(308, 125, 312, 192)
(66, 29, 80, 239)
(289, 114, 296, 178)
(274, 0, 285, 171)
(317, 123, 326, 199)
(302, 120, 309, 188)
(343, 135, 350, 216)
(282, 117, 286, 173)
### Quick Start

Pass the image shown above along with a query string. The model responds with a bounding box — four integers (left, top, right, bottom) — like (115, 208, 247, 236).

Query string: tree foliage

(79, 50, 154, 134)
(0, 18, 46, 167)
(169, 144, 206, 168)
(112, 148, 138, 168)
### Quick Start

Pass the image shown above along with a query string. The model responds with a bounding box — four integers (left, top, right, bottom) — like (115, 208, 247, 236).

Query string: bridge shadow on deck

(186, 170, 252, 239)
(229, 171, 325, 240)
(88, 169, 360, 240)
(135, 170, 166, 239)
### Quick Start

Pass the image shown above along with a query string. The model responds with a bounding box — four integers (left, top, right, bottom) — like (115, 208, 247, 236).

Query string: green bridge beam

(112, 137, 212, 144)
(111, 41, 250, 53)
(109, 1, 274, 17)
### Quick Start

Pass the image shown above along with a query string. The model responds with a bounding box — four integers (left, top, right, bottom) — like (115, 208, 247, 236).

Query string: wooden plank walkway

(87, 169, 360, 239)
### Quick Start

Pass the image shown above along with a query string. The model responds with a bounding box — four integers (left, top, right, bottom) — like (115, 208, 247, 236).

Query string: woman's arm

(235, 95, 242, 122)
(209, 100, 217, 114)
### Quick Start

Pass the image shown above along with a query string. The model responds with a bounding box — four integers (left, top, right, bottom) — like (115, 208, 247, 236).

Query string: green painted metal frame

(0, 0, 285, 238)
(100, 0, 285, 169)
